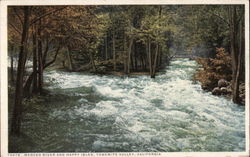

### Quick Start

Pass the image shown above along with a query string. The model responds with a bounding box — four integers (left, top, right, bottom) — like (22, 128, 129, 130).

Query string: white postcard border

(0, 0, 249, 157)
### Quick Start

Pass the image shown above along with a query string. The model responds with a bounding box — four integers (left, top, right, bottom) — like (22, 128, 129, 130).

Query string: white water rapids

(17, 58, 245, 152)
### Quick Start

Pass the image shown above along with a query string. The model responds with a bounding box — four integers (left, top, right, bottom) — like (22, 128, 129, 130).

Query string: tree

(11, 7, 31, 135)
(9, 6, 67, 135)
(228, 5, 244, 104)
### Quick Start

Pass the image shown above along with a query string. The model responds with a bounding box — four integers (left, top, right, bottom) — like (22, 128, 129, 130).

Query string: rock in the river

(220, 87, 228, 94)
(212, 86, 232, 95)
(212, 87, 221, 95)
(221, 87, 232, 95)
(218, 79, 229, 88)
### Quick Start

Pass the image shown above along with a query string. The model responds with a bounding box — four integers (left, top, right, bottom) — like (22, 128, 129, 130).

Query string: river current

(13, 58, 245, 152)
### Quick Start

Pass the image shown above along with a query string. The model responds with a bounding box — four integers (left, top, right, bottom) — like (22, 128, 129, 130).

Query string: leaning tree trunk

(11, 7, 30, 135)
(152, 43, 159, 78)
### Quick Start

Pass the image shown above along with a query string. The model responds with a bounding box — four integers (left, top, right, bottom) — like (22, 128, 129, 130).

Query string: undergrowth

(194, 48, 232, 90)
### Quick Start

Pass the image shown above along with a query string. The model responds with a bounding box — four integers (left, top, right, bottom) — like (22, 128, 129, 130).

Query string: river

(11, 58, 245, 152)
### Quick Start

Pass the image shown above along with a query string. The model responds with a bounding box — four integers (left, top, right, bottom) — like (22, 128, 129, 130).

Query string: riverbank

(192, 48, 245, 105)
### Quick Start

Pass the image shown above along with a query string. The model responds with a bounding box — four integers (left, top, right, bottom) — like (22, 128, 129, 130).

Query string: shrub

(194, 48, 232, 90)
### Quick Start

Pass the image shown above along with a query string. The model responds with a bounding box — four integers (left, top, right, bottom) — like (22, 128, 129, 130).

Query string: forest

(7, 5, 246, 152)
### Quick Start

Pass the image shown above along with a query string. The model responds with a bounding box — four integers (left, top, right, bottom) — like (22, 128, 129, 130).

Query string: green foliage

(172, 6, 230, 57)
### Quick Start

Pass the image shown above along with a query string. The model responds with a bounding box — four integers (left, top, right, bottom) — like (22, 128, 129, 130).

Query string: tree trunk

(127, 38, 133, 74)
(11, 7, 30, 135)
(105, 34, 108, 60)
(229, 6, 240, 104)
(123, 35, 127, 73)
(38, 46, 43, 94)
(140, 55, 143, 70)
(90, 52, 96, 72)
(152, 43, 159, 78)
(233, 18, 244, 104)
(141, 55, 145, 71)
(134, 42, 138, 71)
(112, 32, 116, 71)
(42, 37, 49, 66)
(32, 26, 38, 93)
(37, 20, 43, 94)
(67, 46, 73, 71)
(147, 38, 152, 76)
(10, 45, 15, 84)
(23, 72, 34, 98)
(130, 49, 134, 71)
(24, 46, 61, 96)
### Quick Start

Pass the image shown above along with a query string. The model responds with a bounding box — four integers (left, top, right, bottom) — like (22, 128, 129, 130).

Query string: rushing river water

(11, 58, 245, 152)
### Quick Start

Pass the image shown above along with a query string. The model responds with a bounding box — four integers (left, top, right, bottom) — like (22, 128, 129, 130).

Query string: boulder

(220, 87, 228, 94)
(220, 87, 232, 95)
(212, 87, 221, 95)
(218, 79, 229, 88)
